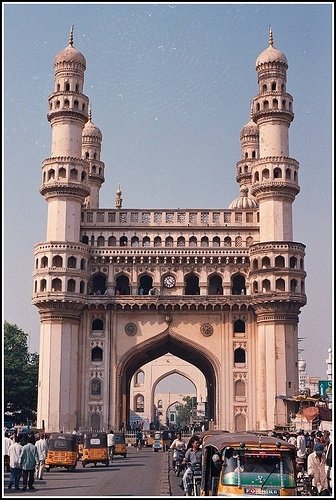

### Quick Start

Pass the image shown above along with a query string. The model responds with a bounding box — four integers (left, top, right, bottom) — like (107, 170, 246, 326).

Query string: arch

(212, 236, 220, 247)
(185, 273, 200, 295)
(235, 380, 246, 398)
(138, 274, 153, 295)
(97, 235, 105, 247)
(108, 236, 117, 246)
(48, 169, 55, 180)
(67, 279, 76, 292)
(80, 281, 85, 293)
(276, 278, 285, 291)
(115, 274, 131, 295)
(262, 256, 271, 268)
(275, 255, 285, 268)
(254, 171, 259, 182)
(116, 330, 218, 429)
(91, 378, 102, 396)
(52, 255, 63, 267)
(143, 236, 150, 247)
(68, 256, 77, 268)
(201, 236, 209, 247)
(80, 258, 86, 270)
(40, 279, 47, 292)
(91, 273, 107, 295)
(231, 273, 245, 295)
(51, 278, 62, 292)
(235, 236, 242, 247)
(92, 318, 104, 331)
(271, 82, 276, 91)
(41, 256, 48, 268)
(224, 236, 231, 247)
(134, 394, 144, 413)
(70, 168, 78, 180)
(120, 236, 128, 246)
(131, 236, 140, 247)
(262, 168, 269, 180)
(233, 320, 245, 333)
(90, 413, 101, 431)
(252, 259, 258, 270)
(91, 346, 103, 362)
(290, 279, 298, 293)
(177, 236, 185, 247)
(208, 274, 223, 295)
(189, 236, 197, 247)
(82, 235, 89, 244)
(234, 347, 246, 364)
(165, 236, 174, 247)
(273, 167, 282, 179)
(154, 236, 162, 247)
(262, 279, 271, 292)
(290, 256, 297, 269)
(135, 370, 145, 386)
(253, 281, 258, 293)
(58, 167, 66, 179)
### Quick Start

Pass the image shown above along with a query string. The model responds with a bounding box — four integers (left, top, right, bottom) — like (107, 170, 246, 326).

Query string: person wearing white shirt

(34, 433, 49, 480)
(4, 431, 13, 472)
(8, 435, 22, 490)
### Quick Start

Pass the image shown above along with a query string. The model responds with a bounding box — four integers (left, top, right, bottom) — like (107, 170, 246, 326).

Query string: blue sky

(3, 2, 333, 381)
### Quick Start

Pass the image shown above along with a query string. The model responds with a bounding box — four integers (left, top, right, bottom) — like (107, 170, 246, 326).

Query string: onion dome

(229, 186, 258, 209)
(83, 109, 102, 140)
(255, 27, 287, 67)
(54, 26, 86, 68)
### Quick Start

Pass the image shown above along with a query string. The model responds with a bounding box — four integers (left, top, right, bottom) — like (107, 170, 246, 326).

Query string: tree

(175, 396, 197, 428)
(4, 321, 39, 425)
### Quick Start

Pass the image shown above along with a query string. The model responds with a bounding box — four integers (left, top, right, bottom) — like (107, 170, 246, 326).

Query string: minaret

(247, 28, 307, 430)
(82, 108, 105, 209)
(32, 28, 90, 432)
(235, 106, 259, 198)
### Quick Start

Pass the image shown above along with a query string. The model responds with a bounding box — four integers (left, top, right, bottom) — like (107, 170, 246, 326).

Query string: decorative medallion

(125, 323, 137, 336)
(201, 323, 214, 337)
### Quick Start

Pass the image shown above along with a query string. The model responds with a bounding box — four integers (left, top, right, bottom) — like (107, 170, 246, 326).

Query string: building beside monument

(32, 27, 306, 433)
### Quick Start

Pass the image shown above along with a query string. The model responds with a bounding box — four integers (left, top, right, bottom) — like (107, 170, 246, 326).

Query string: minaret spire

(88, 106, 92, 122)
(69, 25, 74, 47)
(268, 25, 273, 47)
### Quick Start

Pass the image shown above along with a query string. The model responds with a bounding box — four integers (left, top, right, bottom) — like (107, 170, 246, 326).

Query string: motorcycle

(173, 449, 186, 477)
(186, 462, 202, 496)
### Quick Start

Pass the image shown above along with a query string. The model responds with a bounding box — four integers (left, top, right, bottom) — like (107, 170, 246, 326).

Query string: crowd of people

(4, 430, 48, 492)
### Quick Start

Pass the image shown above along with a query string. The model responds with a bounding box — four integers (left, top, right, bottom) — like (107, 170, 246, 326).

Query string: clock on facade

(163, 275, 176, 288)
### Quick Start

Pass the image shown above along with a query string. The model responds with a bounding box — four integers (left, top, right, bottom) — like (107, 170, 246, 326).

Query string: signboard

(319, 380, 332, 396)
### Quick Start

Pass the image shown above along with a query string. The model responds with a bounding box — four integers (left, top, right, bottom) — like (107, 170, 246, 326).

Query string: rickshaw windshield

(223, 452, 295, 475)
(49, 438, 77, 451)
(115, 434, 125, 444)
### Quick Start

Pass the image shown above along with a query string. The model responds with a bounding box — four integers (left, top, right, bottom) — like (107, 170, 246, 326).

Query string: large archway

(116, 329, 218, 428)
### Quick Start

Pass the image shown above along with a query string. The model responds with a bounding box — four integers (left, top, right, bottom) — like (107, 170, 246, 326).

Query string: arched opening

(138, 275, 153, 295)
(117, 331, 217, 430)
(208, 274, 223, 295)
(115, 274, 131, 295)
(91, 346, 103, 362)
(231, 274, 245, 295)
(91, 274, 107, 295)
(91, 379, 102, 396)
(233, 320, 245, 333)
(185, 273, 200, 295)
(92, 318, 104, 332)
(234, 348, 246, 364)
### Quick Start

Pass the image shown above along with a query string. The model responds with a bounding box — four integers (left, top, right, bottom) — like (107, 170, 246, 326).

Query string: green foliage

(175, 396, 197, 428)
(4, 321, 39, 424)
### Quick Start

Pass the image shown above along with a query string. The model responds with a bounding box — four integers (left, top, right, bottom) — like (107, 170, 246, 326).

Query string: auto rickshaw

(114, 432, 127, 458)
(45, 433, 78, 471)
(81, 431, 109, 467)
(153, 431, 163, 452)
(200, 432, 297, 496)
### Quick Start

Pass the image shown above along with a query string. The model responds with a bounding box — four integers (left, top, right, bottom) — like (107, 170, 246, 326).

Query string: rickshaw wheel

(105, 461, 109, 466)
(82, 463, 85, 468)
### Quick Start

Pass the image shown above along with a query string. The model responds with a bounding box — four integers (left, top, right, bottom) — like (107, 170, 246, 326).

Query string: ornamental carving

(201, 323, 213, 337)
(125, 323, 137, 336)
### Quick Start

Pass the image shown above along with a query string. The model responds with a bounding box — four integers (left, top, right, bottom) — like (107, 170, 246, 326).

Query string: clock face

(163, 275, 176, 288)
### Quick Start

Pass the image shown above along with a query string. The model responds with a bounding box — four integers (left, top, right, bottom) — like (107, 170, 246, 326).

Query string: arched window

(234, 320, 245, 333)
(68, 256, 77, 268)
(231, 274, 245, 295)
(212, 236, 220, 247)
(177, 236, 185, 247)
(263, 100, 269, 110)
(252, 259, 258, 270)
(158, 399, 163, 409)
(135, 370, 145, 386)
(262, 256, 271, 268)
(58, 167, 66, 179)
(74, 100, 79, 109)
(262, 279, 271, 292)
(51, 278, 62, 292)
(165, 236, 174, 247)
(138, 275, 153, 295)
(97, 235, 105, 247)
(201, 237, 209, 247)
(185, 273, 200, 295)
(224, 236, 231, 247)
(108, 236, 117, 246)
(154, 236, 162, 247)
(40, 279, 47, 292)
(253, 281, 258, 293)
(92, 274, 107, 295)
(272, 98, 278, 109)
(286, 168, 291, 180)
(276, 278, 285, 291)
(65, 82, 70, 91)
(290, 279, 298, 293)
(262, 84, 267, 92)
(92, 318, 104, 331)
(131, 236, 139, 247)
(275, 255, 285, 268)
(234, 348, 246, 364)
(91, 379, 102, 396)
(262, 168, 269, 179)
(67, 279, 76, 292)
(254, 171, 259, 182)
(41, 256, 48, 268)
(120, 236, 128, 246)
(48, 169, 55, 180)
(115, 274, 131, 295)
(143, 236, 150, 247)
(189, 236, 197, 247)
(235, 236, 242, 247)
(80, 258, 86, 270)
(208, 275, 223, 295)
(290, 256, 297, 269)
(274, 167, 282, 178)
(135, 395, 144, 413)
(82, 235, 89, 244)
(91, 346, 103, 362)
(235, 380, 246, 398)
(52, 255, 63, 267)
(80, 281, 85, 293)
(64, 99, 70, 108)
(70, 168, 78, 180)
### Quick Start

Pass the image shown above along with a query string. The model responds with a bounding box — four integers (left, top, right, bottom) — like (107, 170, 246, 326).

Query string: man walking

(35, 433, 48, 480)
(107, 430, 116, 461)
(19, 434, 39, 491)
(8, 434, 23, 491)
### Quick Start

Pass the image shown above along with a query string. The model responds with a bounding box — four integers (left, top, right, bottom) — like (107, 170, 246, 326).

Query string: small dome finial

(69, 25, 74, 47)
(250, 103, 253, 119)
(115, 185, 122, 209)
(268, 26, 273, 47)
(88, 106, 92, 122)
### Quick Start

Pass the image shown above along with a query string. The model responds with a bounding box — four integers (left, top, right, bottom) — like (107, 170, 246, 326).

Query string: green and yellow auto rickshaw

(200, 432, 297, 496)
(114, 432, 127, 458)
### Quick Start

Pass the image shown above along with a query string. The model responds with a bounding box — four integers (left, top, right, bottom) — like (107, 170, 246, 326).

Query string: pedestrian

(170, 432, 186, 467)
(296, 429, 307, 470)
(19, 434, 39, 491)
(136, 429, 143, 450)
(34, 433, 48, 480)
(107, 429, 116, 461)
(4, 431, 12, 472)
(8, 434, 23, 491)
(182, 435, 202, 496)
(307, 443, 329, 495)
